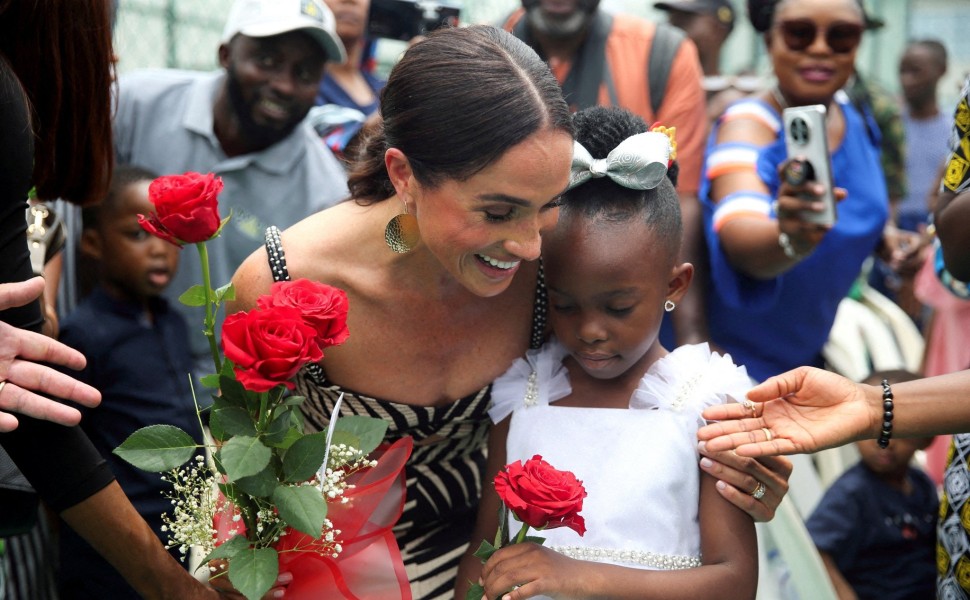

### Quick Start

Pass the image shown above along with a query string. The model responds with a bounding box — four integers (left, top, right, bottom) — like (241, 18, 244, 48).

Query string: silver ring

(749, 481, 766, 499)
(762, 427, 773, 442)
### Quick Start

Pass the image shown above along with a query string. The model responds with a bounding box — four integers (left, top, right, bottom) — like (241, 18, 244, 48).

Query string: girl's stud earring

(664, 300, 676, 312)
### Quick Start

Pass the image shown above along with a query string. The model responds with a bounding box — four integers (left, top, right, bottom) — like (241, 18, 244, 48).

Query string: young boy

(56, 165, 201, 599)
(806, 369, 938, 600)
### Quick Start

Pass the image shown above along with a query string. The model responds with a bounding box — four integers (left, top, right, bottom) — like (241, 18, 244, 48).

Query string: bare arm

(819, 552, 858, 600)
(60, 482, 221, 600)
(479, 472, 758, 600)
(454, 417, 510, 599)
(936, 189, 970, 281)
(698, 366, 970, 456)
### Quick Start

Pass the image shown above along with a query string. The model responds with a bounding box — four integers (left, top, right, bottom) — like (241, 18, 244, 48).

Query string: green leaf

(271, 485, 327, 538)
(228, 546, 278, 600)
(262, 407, 293, 446)
(201, 534, 249, 564)
(218, 373, 248, 408)
(466, 582, 486, 600)
(523, 535, 546, 546)
(333, 415, 388, 455)
(234, 465, 280, 498)
(210, 407, 257, 437)
(200, 374, 221, 389)
(282, 432, 328, 482)
(283, 395, 306, 408)
(472, 538, 497, 562)
(113, 425, 197, 472)
(178, 285, 208, 307)
(214, 282, 235, 303)
(218, 436, 271, 481)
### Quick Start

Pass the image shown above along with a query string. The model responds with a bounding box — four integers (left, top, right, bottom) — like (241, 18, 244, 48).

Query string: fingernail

(277, 571, 293, 584)
(697, 441, 707, 453)
(273, 590, 285, 599)
(700, 457, 713, 468)
(716, 480, 727, 490)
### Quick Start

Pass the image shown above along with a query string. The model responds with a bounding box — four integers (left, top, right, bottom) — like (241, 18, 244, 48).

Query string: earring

(664, 300, 676, 312)
(385, 198, 420, 254)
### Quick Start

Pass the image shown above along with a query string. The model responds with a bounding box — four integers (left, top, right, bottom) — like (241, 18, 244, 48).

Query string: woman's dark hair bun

(747, 0, 779, 33)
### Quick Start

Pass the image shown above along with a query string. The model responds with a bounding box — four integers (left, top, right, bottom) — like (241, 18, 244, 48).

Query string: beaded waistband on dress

(549, 545, 702, 570)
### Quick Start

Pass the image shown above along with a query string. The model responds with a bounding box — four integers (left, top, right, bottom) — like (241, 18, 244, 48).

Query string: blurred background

(114, 0, 969, 111)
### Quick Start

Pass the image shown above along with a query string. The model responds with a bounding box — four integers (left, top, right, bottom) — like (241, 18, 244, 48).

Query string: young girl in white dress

(459, 106, 759, 600)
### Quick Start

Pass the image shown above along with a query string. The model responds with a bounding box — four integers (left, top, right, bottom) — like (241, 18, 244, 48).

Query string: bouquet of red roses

(113, 172, 411, 600)
(466, 455, 587, 600)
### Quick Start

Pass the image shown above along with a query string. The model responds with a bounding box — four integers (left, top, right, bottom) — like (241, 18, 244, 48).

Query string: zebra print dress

(264, 227, 547, 599)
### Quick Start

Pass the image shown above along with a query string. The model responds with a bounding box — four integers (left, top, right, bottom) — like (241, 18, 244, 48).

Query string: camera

(367, 0, 461, 41)
(782, 105, 837, 226)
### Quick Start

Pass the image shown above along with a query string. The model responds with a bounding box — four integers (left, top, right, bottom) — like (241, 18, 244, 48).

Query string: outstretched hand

(697, 367, 877, 457)
(0, 277, 101, 431)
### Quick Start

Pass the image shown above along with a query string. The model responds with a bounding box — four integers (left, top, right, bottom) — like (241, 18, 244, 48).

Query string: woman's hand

(697, 445, 792, 522)
(773, 158, 845, 258)
(697, 366, 877, 457)
(0, 277, 101, 431)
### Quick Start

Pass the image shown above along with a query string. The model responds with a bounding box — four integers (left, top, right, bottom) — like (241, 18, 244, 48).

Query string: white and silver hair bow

(567, 131, 671, 191)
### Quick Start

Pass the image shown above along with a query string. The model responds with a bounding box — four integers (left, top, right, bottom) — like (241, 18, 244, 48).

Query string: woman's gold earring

(664, 300, 676, 312)
(385, 199, 420, 254)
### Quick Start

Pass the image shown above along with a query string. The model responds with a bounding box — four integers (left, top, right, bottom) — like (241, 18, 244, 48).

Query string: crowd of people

(1, 0, 967, 598)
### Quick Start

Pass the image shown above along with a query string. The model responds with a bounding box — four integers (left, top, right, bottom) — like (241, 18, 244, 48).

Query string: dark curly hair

(561, 106, 682, 262)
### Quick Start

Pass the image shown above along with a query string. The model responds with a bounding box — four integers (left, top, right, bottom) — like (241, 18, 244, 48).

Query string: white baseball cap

(221, 0, 346, 64)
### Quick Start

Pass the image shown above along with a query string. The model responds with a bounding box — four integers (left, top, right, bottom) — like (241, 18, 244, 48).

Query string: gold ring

(749, 481, 767, 499)
(762, 427, 773, 442)
(0, 381, 6, 395)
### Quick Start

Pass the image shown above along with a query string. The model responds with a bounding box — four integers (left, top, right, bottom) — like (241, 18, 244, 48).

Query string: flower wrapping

(215, 437, 414, 600)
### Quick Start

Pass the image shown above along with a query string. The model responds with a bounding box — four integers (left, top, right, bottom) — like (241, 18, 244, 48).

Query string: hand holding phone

(782, 105, 837, 226)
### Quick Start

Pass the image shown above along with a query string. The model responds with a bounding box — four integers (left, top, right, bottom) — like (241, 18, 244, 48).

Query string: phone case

(782, 105, 837, 226)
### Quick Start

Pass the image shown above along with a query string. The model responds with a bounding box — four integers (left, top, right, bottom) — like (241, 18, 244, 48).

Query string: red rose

(221, 306, 324, 392)
(494, 455, 586, 535)
(257, 279, 350, 349)
(138, 172, 223, 246)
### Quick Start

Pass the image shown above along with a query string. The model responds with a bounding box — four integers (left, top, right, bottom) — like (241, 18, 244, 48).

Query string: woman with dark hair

(232, 24, 792, 600)
(699, 0, 890, 382)
(0, 1, 226, 598)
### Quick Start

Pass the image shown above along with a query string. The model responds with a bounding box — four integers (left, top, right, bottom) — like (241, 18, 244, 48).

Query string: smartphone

(782, 105, 837, 226)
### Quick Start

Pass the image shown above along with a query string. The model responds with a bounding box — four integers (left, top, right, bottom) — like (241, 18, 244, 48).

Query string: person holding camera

(699, 0, 890, 383)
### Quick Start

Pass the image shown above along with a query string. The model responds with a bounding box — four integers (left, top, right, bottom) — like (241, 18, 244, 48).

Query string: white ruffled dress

(489, 340, 751, 583)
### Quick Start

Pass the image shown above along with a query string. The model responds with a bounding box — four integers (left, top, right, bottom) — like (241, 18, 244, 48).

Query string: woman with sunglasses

(698, 0, 889, 383)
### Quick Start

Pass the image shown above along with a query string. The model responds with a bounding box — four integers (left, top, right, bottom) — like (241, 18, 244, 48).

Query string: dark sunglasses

(776, 19, 864, 54)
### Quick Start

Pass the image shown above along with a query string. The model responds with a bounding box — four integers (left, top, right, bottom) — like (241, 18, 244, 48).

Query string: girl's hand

(697, 446, 792, 522)
(697, 366, 876, 457)
(481, 543, 585, 600)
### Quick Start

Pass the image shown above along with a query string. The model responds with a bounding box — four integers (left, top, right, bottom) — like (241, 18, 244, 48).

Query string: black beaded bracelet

(878, 379, 894, 449)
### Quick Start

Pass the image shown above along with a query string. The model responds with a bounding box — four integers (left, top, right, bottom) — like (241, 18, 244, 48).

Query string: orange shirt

(504, 10, 706, 194)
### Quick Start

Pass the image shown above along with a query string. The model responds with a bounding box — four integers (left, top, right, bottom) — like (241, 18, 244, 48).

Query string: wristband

(877, 379, 894, 449)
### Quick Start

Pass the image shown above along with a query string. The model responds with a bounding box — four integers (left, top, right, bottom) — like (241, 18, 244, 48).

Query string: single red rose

(138, 172, 223, 246)
(221, 306, 323, 392)
(494, 455, 586, 535)
(257, 279, 350, 349)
